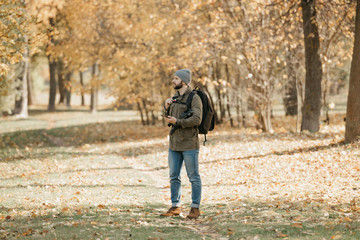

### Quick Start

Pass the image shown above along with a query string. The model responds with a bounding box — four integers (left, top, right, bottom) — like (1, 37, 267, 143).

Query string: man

(161, 69, 203, 219)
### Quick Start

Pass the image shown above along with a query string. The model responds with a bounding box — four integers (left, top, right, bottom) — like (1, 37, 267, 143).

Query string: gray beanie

(174, 69, 191, 85)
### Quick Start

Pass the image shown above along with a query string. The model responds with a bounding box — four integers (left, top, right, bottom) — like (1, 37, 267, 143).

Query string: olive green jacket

(168, 87, 203, 151)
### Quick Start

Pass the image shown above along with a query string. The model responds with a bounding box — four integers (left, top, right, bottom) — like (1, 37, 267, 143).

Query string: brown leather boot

(160, 207, 181, 217)
(186, 207, 200, 219)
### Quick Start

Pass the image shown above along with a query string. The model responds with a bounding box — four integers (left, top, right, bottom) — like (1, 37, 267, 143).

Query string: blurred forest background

(0, 0, 359, 139)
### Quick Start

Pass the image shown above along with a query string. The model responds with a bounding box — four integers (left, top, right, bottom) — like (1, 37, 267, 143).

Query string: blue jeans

(168, 149, 201, 208)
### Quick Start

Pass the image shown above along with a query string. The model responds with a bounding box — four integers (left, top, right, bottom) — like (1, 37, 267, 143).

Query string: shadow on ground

(1, 200, 359, 240)
(0, 120, 168, 150)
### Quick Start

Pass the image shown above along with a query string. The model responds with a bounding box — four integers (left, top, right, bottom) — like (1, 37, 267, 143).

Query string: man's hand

(164, 98, 172, 109)
(164, 116, 177, 125)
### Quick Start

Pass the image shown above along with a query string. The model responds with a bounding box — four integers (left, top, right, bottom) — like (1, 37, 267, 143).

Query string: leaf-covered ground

(0, 110, 359, 239)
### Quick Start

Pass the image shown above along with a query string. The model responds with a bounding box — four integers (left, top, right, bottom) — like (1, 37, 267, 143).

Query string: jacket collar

(173, 87, 192, 103)
(175, 87, 192, 97)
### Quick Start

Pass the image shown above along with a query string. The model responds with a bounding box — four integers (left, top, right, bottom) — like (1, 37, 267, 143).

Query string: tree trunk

(236, 95, 241, 127)
(284, 80, 298, 116)
(226, 93, 234, 127)
(264, 104, 273, 133)
(18, 41, 29, 118)
(27, 56, 33, 106)
(142, 98, 150, 125)
(148, 99, 156, 125)
(14, 40, 29, 118)
(90, 64, 98, 114)
(151, 109, 156, 125)
(137, 101, 146, 125)
(47, 56, 57, 112)
(57, 60, 65, 104)
(323, 71, 330, 124)
(79, 71, 85, 106)
(345, 0, 360, 142)
(217, 64, 226, 123)
(296, 72, 302, 133)
(90, 88, 97, 113)
(237, 72, 246, 128)
(224, 64, 234, 127)
(14, 73, 23, 114)
(216, 88, 224, 124)
(283, 49, 298, 116)
(65, 72, 71, 107)
(221, 93, 226, 122)
(211, 63, 220, 124)
(47, 17, 57, 112)
(300, 0, 323, 132)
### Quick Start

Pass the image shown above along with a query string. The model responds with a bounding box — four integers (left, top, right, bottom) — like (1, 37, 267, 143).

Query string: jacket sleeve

(176, 94, 202, 128)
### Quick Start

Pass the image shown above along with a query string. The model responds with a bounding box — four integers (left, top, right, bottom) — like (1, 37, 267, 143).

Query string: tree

(317, 1, 354, 125)
(345, 0, 360, 142)
(25, 0, 67, 111)
(0, 1, 37, 117)
(47, 18, 57, 111)
(300, 0, 322, 132)
(0, 0, 30, 114)
(0, 0, 27, 77)
(4, 0, 351, 129)
(14, 36, 29, 118)
(280, 3, 304, 117)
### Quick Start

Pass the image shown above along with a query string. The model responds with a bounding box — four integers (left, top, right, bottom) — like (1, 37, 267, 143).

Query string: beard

(174, 82, 183, 89)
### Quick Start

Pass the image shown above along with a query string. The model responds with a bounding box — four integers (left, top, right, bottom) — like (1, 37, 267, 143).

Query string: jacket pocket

(181, 127, 196, 139)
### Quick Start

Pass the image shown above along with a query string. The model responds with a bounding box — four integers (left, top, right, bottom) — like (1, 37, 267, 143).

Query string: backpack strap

(186, 90, 196, 109)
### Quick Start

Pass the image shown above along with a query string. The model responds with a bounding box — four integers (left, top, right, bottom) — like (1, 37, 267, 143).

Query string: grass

(1, 204, 207, 239)
(208, 202, 360, 239)
(0, 109, 360, 239)
(2, 202, 360, 239)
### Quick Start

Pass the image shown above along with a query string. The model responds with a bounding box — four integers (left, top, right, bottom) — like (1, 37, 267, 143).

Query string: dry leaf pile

(0, 112, 359, 239)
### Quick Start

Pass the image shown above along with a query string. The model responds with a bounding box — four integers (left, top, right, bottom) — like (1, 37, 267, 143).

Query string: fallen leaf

(331, 234, 342, 240)
(228, 228, 235, 235)
(276, 233, 288, 238)
(290, 223, 303, 228)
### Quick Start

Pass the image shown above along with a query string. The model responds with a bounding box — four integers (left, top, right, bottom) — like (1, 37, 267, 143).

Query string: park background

(1, 0, 360, 239)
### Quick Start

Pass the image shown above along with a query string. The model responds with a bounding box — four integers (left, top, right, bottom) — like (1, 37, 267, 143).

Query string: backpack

(185, 87, 215, 145)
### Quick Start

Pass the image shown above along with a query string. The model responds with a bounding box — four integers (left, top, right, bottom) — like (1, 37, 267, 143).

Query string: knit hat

(174, 69, 191, 85)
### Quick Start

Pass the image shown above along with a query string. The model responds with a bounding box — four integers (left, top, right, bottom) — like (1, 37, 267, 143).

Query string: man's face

(172, 76, 183, 89)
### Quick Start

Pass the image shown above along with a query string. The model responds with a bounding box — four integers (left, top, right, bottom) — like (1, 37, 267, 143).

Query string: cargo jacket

(168, 87, 203, 151)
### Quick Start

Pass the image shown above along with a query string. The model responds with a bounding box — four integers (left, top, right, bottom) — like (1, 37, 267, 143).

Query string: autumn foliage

(1, 1, 359, 135)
